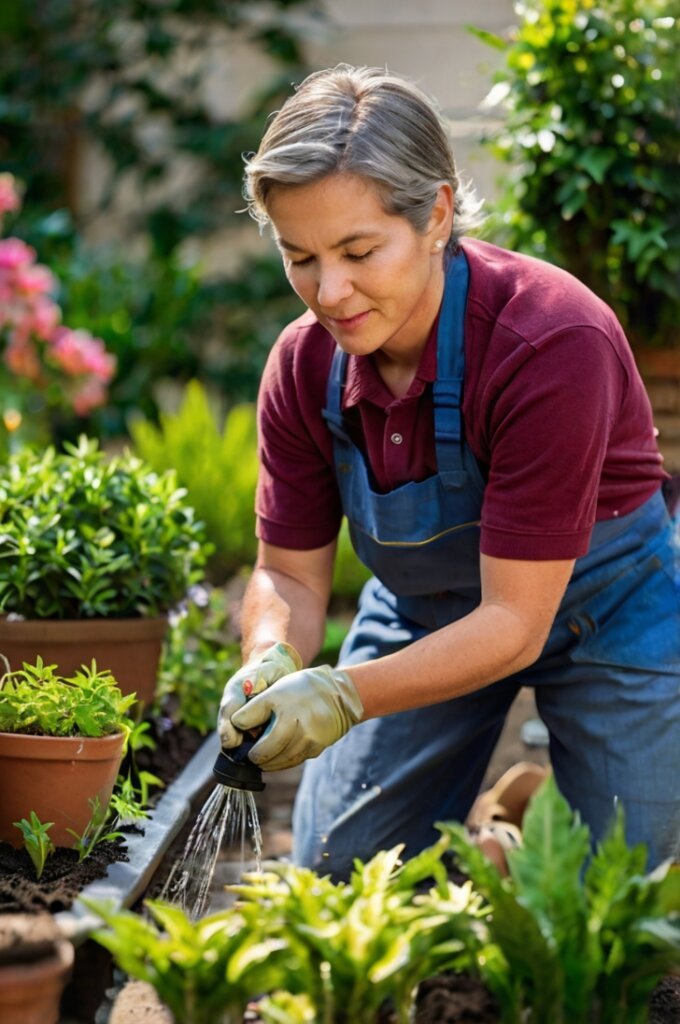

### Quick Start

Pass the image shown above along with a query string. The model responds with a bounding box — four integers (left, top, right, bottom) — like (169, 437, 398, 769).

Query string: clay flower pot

(0, 616, 168, 707)
(0, 913, 74, 1024)
(0, 730, 126, 848)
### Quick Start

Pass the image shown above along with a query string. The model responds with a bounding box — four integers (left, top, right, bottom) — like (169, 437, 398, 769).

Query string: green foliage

(89, 839, 484, 1024)
(475, 0, 680, 346)
(66, 794, 125, 862)
(30, 233, 302, 440)
(331, 520, 372, 603)
(156, 585, 240, 734)
(0, 658, 136, 742)
(0, 1, 316, 255)
(228, 840, 485, 1024)
(131, 382, 259, 576)
(87, 898, 287, 1024)
(0, 435, 209, 618)
(13, 811, 55, 880)
(437, 775, 680, 1022)
(67, 765, 160, 861)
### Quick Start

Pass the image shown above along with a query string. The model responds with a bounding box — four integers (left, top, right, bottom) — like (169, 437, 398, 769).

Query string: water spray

(160, 730, 266, 918)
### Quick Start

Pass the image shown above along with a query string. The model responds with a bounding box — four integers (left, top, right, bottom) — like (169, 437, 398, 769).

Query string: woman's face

(267, 172, 451, 364)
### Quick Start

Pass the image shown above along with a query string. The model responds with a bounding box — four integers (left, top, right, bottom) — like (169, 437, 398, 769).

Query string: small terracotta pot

(0, 938, 73, 1024)
(0, 616, 168, 707)
(0, 730, 126, 848)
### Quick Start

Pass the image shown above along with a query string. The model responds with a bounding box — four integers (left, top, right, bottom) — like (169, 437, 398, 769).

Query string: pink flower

(4, 337, 42, 381)
(70, 377, 108, 415)
(49, 327, 117, 382)
(0, 174, 20, 217)
(0, 180, 117, 416)
(24, 298, 61, 341)
(0, 237, 35, 270)
(14, 262, 56, 297)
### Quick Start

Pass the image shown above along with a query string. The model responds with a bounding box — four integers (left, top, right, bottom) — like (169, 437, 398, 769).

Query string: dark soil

(413, 974, 499, 1023)
(0, 838, 129, 914)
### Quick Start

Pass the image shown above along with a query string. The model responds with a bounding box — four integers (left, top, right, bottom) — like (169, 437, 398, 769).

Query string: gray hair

(244, 64, 485, 248)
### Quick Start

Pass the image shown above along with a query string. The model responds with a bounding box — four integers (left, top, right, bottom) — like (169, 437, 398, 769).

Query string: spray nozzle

(213, 733, 265, 792)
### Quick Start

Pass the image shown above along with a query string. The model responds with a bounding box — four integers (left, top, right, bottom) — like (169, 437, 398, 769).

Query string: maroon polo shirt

(255, 238, 666, 560)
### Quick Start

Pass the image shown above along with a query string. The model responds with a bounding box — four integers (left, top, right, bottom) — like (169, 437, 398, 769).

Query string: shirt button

(390, 432, 403, 445)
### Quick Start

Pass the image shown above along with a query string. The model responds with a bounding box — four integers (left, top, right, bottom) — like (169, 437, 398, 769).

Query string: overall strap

(433, 251, 470, 489)
(322, 346, 352, 443)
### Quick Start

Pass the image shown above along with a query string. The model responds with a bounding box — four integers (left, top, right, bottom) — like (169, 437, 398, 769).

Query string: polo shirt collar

(342, 315, 439, 410)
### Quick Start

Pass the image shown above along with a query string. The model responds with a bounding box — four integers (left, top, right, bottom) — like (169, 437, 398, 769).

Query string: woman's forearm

(239, 566, 328, 667)
(348, 601, 546, 719)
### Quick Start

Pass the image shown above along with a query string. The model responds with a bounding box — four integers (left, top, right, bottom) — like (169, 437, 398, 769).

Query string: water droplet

(360, 783, 367, 790)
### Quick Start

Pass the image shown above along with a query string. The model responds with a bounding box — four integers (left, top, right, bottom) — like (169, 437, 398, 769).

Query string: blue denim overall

(292, 252, 680, 879)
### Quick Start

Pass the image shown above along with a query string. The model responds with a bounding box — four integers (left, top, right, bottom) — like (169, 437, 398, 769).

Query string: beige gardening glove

(230, 665, 364, 772)
(217, 641, 302, 749)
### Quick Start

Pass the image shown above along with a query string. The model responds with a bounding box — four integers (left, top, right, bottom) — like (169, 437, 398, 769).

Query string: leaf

(466, 24, 508, 50)
(577, 147, 617, 184)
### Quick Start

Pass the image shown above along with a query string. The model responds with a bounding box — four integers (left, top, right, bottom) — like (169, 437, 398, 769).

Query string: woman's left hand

(230, 666, 364, 771)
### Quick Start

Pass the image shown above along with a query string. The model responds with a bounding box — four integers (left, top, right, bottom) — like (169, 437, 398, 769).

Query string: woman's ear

(427, 183, 454, 244)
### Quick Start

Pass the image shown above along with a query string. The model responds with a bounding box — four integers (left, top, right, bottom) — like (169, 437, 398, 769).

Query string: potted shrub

(0, 659, 135, 847)
(0, 913, 74, 1024)
(0, 435, 209, 705)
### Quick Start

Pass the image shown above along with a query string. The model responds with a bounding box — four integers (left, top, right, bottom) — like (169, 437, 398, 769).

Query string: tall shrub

(475, 0, 680, 346)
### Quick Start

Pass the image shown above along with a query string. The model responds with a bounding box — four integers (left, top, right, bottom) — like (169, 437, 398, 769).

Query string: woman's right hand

(217, 641, 302, 749)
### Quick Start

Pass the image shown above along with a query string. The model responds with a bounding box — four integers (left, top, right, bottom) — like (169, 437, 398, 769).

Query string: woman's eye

(289, 255, 314, 267)
(346, 250, 373, 262)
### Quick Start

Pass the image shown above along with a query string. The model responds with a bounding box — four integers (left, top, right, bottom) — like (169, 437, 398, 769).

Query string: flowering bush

(0, 174, 116, 443)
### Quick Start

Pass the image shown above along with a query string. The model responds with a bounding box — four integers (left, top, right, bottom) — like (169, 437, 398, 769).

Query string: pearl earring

(433, 240, 444, 251)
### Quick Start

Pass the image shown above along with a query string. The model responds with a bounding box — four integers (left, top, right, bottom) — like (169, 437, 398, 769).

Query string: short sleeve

(479, 327, 627, 559)
(255, 323, 343, 550)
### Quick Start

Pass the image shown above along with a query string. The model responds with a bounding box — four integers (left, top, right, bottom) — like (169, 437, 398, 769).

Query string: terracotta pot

(0, 616, 168, 707)
(0, 730, 126, 848)
(0, 936, 73, 1024)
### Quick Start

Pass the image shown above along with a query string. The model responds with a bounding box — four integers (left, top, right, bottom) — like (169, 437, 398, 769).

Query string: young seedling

(13, 811, 56, 880)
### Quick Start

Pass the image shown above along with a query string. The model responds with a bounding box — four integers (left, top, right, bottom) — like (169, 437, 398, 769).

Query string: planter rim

(0, 730, 126, 762)
(0, 937, 74, 986)
(0, 616, 168, 643)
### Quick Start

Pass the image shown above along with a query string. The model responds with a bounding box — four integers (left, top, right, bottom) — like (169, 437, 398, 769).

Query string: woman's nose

(316, 264, 353, 308)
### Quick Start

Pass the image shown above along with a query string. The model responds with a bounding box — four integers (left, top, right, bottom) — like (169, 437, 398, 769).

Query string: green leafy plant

(228, 840, 486, 1024)
(474, 0, 680, 347)
(437, 775, 680, 1023)
(0, 434, 209, 618)
(88, 841, 485, 1024)
(13, 810, 55, 880)
(66, 795, 125, 862)
(131, 382, 259, 577)
(156, 584, 240, 734)
(0, 658, 136, 744)
(66, 766, 161, 861)
(87, 899, 287, 1024)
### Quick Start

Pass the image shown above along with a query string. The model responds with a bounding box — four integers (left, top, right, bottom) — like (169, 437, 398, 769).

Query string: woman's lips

(326, 310, 370, 332)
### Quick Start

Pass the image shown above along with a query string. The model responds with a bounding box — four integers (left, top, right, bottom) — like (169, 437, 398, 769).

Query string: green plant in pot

(0, 658, 135, 849)
(0, 435, 209, 706)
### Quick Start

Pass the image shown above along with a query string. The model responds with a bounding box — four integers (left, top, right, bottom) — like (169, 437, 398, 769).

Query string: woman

(218, 65, 679, 879)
